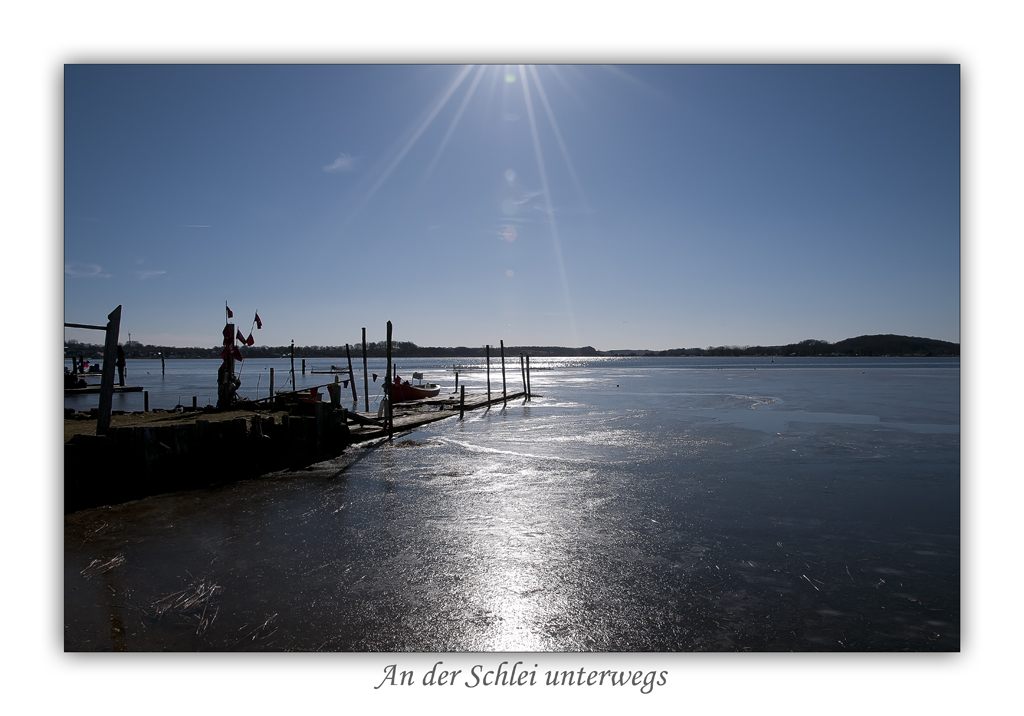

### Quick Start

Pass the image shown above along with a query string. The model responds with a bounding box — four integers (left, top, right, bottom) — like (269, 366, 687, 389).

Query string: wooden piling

(500, 339, 507, 407)
(362, 327, 369, 413)
(290, 340, 296, 389)
(345, 344, 357, 403)
(460, 385, 465, 419)
(386, 320, 393, 441)
(144, 391, 149, 412)
(486, 345, 491, 402)
(160, 353, 165, 375)
(302, 358, 306, 375)
(520, 353, 526, 395)
(455, 371, 459, 394)
(526, 355, 531, 400)
(193, 396, 197, 409)
(270, 367, 275, 402)
(96, 305, 121, 435)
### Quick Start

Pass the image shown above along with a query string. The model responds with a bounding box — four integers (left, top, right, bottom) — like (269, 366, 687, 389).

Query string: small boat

(390, 372, 441, 402)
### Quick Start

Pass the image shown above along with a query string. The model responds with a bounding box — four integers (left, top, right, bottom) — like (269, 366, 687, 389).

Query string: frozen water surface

(64, 357, 959, 651)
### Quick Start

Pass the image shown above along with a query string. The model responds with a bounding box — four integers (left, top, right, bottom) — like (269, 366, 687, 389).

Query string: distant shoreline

(64, 333, 959, 360)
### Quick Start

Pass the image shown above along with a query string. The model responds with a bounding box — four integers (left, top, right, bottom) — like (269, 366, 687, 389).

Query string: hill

(651, 334, 959, 357)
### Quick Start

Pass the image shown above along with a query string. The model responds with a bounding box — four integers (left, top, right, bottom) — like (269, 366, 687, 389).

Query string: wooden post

(526, 355, 531, 400)
(290, 340, 296, 389)
(160, 353, 165, 375)
(144, 391, 149, 412)
(362, 327, 369, 413)
(486, 345, 491, 403)
(346, 344, 357, 402)
(96, 305, 121, 435)
(520, 353, 526, 395)
(269, 367, 275, 403)
(385, 320, 393, 440)
(500, 339, 507, 407)
(460, 385, 465, 419)
(455, 371, 459, 394)
(192, 396, 197, 409)
(302, 358, 306, 375)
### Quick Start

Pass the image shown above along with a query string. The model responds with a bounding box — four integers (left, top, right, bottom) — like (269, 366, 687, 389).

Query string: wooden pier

(65, 385, 143, 396)
(345, 389, 530, 442)
(64, 388, 533, 512)
(64, 316, 537, 511)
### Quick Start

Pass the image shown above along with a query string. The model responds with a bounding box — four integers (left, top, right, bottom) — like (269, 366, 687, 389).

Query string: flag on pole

(236, 329, 246, 343)
(246, 332, 255, 347)
(222, 325, 233, 345)
(227, 305, 233, 318)
(372, 374, 378, 382)
(254, 312, 262, 329)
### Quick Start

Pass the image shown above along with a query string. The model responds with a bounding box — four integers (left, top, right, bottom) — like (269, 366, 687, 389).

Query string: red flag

(230, 345, 243, 361)
(236, 329, 246, 343)
(222, 324, 233, 345)
(220, 347, 229, 360)
(372, 373, 378, 382)
(227, 305, 233, 318)
(246, 332, 255, 347)
(254, 312, 262, 329)
(343, 380, 349, 388)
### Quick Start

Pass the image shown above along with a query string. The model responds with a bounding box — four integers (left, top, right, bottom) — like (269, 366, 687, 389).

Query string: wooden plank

(346, 344, 358, 402)
(344, 390, 527, 445)
(96, 305, 121, 435)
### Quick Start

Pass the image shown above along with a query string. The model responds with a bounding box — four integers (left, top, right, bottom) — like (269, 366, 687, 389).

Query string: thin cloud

(185, 224, 212, 228)
(65, 263, 110, 279)
(135, 270, 166, 281)
(323, 152, 357, 172)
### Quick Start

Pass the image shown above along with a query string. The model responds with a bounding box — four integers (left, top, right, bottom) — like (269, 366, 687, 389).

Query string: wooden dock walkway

(345, 390, 530, 442)
(65, 385, 143, 396)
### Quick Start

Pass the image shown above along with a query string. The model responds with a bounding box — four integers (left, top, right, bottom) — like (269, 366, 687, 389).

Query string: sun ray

(528, 65, 590, 212)
(520, 64, 578, 347)
(599, 64, 676, 103)
(348, 65, 474, 221)
(420, 64, 487, 187)
(546, 65, 585, 107)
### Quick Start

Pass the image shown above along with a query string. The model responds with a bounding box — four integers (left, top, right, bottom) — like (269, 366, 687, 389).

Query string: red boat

(390, 372, 441, 402)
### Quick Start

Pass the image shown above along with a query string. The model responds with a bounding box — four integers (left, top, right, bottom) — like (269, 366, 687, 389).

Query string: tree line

(650, 335, 959, 357)
(63, 338, 600, 360)
(64, 334, 958, 360)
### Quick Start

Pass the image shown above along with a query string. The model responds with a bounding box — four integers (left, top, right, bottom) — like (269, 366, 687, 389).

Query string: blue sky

(64, 64, 959, 351)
